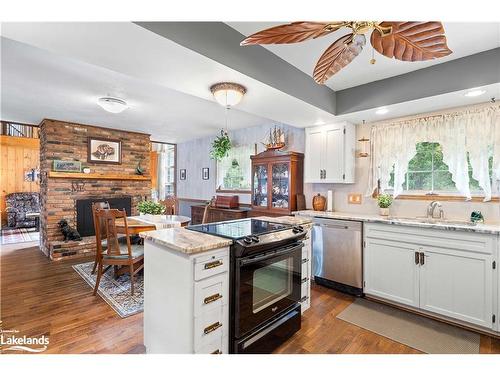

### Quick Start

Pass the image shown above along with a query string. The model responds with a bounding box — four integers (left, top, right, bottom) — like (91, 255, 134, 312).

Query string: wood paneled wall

(0, 135, 40, 225)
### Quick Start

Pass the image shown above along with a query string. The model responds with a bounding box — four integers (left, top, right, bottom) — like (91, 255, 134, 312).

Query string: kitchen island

(140, 215, 313, 354)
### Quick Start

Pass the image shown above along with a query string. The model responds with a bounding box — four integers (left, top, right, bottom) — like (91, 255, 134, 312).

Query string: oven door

(234, 242, 302, 338)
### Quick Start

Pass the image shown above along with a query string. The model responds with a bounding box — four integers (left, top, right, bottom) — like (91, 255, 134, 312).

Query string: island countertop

(140, 227, 233, 254)
(140, 215, 313, 254)
(293, 210, 500, 235)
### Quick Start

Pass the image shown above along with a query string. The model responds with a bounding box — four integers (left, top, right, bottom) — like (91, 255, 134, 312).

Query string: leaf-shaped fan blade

(370, 22, 452, 61)
(313, 33, 365, 84)
(240, 22, 342, 46)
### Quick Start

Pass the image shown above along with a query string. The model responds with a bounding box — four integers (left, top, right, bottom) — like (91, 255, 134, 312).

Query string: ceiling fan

(240, 22, 453, 84)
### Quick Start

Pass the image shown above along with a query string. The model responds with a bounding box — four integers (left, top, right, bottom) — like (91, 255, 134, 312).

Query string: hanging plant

(210, 130, 232, 161)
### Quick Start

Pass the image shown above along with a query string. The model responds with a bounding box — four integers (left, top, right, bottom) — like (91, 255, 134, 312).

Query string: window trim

(151, 141, 176, 198)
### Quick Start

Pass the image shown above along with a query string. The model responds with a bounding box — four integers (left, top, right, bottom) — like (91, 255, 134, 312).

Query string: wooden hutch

(250, 149, 304, 217)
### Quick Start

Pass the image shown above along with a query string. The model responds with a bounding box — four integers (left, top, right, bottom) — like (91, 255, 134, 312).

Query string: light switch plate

(348, 193, 362, 205)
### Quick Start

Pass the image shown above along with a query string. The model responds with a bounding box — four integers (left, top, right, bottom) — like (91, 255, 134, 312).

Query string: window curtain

(367, 104, 500, 201)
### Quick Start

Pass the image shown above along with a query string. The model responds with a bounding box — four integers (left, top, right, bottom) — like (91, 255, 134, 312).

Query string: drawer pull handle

(204, 321, 222, 335)
(301, 277, 308, 284)
(302, 258, 308, 264)
(211, 349, 222, 354)
(299, 296, 308, 303)
(204, 293, 222, 305)
(204, 260, 223, 270)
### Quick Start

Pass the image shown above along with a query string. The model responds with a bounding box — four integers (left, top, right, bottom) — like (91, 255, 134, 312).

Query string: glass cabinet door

(271, 162, 289, 209)
(253, 164, 268, 207)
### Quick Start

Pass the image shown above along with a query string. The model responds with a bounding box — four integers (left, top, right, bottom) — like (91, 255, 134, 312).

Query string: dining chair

(159, 196, 177, 215)
(93, 208, 144, 296)
(91, 201, 110, 274)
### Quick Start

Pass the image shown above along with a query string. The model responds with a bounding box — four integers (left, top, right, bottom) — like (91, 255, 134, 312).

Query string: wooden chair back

(159, 196, 177, 215)
(92, 201, 110, 239)
(94, 208, 132, 258)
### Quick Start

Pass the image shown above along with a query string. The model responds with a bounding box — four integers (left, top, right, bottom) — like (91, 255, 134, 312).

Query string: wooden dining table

(115, 214, 191, 234)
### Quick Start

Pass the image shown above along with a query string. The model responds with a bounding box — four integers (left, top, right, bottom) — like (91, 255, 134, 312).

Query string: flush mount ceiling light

(97, 97, 128, 113)
(375, 107, 389, 115)
(464, 89, 486, 97)
(210, 82, 247, 108)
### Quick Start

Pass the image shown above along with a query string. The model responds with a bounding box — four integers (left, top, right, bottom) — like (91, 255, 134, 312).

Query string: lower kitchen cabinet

(419, 246, 493, 328)
(363, 238, 419, 307)
(300, 229, 312, 313)
(364, 223, 498, 331)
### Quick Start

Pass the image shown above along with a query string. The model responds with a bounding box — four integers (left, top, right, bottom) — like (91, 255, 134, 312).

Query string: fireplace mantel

(48, 171, 151, 181)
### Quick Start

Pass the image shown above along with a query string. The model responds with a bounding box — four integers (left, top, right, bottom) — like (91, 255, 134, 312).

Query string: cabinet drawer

(194, 250, 228, 281)
(302, 245, 309, 262)
(301, 257, 309, 279)
(301, 277, 309, 298)
(194, 273, 228, 317)
(194, 306, 227, 351)
(195, 335, 228, 354)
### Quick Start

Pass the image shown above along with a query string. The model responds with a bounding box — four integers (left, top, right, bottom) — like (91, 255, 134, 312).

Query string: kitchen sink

(388, 216, 477, 226)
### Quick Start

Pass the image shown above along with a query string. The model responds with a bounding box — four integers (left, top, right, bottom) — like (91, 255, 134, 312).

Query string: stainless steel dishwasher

(312, 217, 363, 296)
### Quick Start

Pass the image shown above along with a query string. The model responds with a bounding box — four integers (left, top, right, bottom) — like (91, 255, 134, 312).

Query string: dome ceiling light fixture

(464, 88, 486, 97)
(97, 96, 128, 114)
(210, 82, 247, 108)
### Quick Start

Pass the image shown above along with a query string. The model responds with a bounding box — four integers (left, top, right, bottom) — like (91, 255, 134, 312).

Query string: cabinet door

(252, 164, 268, 208)
(419, 247, 493, 328)
(304, 128, 324, 183)
(323, 125, 344, 182)
(271, 162, 290, 210)
(364, 238, 419, 307)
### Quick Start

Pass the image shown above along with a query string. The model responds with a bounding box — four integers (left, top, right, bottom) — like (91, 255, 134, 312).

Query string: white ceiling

(1, 22, 339, 142)
(227, 22, 500, 90)
(0, 37, 280, 143)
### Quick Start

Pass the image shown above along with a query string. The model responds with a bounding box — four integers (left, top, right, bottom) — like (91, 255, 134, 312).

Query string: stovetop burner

(187, 218, 291, 240)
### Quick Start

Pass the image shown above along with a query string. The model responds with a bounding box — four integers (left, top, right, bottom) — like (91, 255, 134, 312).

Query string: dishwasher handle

(315, 223, 349, 230)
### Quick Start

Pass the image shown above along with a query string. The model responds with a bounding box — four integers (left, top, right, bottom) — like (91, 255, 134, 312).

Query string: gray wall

(177, 123, 305, 216)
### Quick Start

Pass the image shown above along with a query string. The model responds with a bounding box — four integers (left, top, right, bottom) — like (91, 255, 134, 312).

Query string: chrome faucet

(427, 201, 445, 219)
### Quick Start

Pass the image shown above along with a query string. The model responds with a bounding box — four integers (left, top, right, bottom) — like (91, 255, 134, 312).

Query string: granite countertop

(140, 215, 312, 254)
(294, 210, 500, 235)
(140, 227, 232, 254)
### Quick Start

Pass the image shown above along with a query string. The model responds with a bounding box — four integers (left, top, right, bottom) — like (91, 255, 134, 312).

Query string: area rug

(0, 228, 39, 245)
(72, 261, 143, 318)
(337, 298, 480, 354)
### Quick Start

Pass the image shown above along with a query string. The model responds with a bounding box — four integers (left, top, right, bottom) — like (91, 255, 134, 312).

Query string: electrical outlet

(348, 193, 362, 205)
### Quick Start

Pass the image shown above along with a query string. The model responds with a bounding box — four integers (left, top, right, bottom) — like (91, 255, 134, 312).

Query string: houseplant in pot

(377, 194, 393, 216)
(137, 200, 166, 217)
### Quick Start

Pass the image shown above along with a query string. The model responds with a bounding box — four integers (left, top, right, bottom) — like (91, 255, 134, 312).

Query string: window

(151, 142, 176, 199)
(216, 144, 253, 192)
(388, 142, 496, 196)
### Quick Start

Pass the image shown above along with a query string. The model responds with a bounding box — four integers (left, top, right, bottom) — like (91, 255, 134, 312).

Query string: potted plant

(137, 200, 166, 216)
(210, 130, 231, 161)
(377, 194, 393, 216)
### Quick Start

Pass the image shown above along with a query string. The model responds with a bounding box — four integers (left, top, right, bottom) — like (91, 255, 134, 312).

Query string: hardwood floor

(2, 245, 500, 354)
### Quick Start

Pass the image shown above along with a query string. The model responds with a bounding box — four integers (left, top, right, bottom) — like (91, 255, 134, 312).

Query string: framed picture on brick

(87, 137, 122, 164)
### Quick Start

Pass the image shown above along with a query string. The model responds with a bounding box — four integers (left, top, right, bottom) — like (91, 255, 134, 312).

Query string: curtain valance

(367, 104, 500, 201)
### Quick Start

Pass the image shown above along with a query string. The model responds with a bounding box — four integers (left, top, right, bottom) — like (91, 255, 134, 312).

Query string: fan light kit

(375, 107, 389, 115)
(241, 21, 452, 84)
(210, 82, 247, 108)
(97, 97, 128, 113)
(464, 89, 486, 97)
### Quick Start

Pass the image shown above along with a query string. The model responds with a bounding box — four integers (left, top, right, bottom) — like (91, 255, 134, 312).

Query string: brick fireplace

(39, 119, 151, 260)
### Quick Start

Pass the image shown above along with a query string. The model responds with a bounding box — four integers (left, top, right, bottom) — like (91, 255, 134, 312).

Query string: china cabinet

(250, 150, 304, 216)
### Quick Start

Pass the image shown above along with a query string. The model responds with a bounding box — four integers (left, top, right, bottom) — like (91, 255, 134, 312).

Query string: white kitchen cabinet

(364, 223, 498, 330)
(419, 246, 493, 328)
(304, 122, 355, 184)
(363, 238, 419, 307)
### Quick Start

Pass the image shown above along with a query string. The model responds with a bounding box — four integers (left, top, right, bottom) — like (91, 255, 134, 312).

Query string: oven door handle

(239, 243, 304, 266)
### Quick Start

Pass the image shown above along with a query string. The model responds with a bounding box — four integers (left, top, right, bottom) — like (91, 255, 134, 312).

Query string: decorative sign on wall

(53, 160, 81, 173)
(87, 137, 122, 164)
(71, 181, 85, 192)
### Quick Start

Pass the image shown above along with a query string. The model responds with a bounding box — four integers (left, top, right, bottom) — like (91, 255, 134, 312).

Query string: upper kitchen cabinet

(304, 122, 356, 183)
(250, 149, 304, 217)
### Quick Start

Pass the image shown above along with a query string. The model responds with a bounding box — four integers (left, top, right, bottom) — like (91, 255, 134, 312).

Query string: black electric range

(187, 218, 306, 354)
